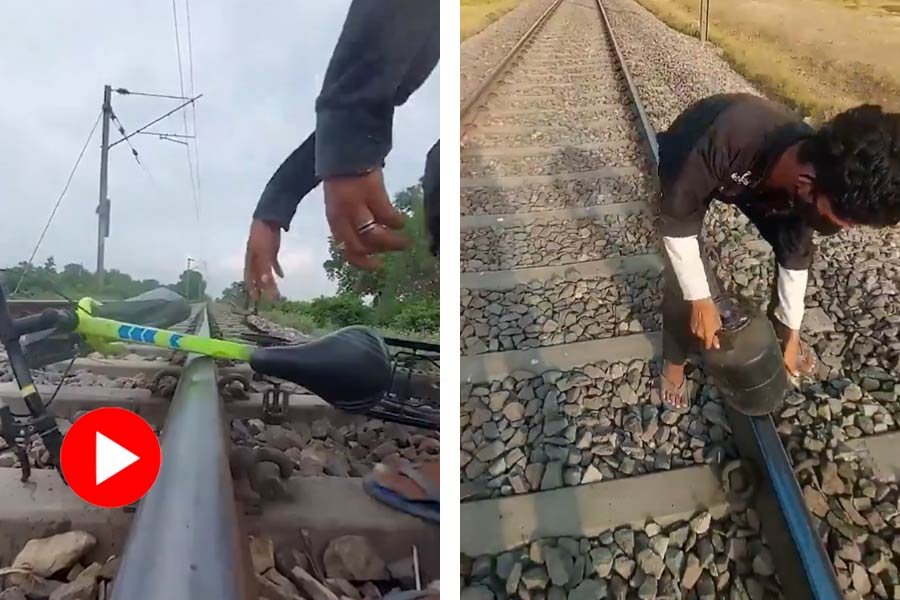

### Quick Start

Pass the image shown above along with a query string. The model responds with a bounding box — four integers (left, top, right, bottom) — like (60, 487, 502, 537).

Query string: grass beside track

(259, 306, 438, 345)
(631, 0, 900, 122)
(461, 0, 527, 40)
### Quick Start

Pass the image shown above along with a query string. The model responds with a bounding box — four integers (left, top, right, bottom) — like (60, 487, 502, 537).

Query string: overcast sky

(0, 0, 439, 300)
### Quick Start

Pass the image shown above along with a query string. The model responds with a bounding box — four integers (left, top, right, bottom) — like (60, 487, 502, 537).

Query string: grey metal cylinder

(702, 298, 787, 416)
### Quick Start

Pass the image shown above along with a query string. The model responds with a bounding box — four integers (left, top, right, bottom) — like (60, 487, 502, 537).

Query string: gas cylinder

(701, 296, 787, 416)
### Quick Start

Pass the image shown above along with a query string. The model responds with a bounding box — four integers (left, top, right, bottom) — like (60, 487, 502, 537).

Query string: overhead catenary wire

(184, 0, 203, 218)
(109, 94, 202, 149)
(110, 111, 144, 165)
(180, 0, 207, 283)
(110, 111, 165, 193)
(171, 0, 200, 223)
(12, 110, 104, 295)
(135, 131, 195, 139)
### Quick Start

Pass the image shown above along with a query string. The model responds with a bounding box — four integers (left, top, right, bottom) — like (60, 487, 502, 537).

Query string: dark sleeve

(252, 132, 321, 232)
(315, 0, 439, 178)
(748, 214, 816, 270)
(658, 134, 729, 238)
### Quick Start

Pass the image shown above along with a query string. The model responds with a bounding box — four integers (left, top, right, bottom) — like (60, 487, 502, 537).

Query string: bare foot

(661, 361, 689, 410)
(797, 340, 817, 376)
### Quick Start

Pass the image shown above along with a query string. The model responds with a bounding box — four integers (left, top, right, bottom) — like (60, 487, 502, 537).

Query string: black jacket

(658, 93, 815, 270)
(253, 0, 439, 232)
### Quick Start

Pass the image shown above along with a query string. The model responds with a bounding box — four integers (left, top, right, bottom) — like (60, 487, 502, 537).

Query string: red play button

(61, 408, 162, 508)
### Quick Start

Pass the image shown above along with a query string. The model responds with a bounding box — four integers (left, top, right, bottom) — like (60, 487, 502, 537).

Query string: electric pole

(699, 0, 710, 43)
(186, 257, 194, 301)
(96, 85, 112, 288)
(93, 85, 202, 290)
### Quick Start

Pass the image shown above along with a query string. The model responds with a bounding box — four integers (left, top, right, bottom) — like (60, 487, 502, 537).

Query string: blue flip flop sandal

(363, 463, 439, 524)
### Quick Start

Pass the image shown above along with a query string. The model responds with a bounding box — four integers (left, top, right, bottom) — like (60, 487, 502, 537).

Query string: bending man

(658, 94, 900, 411)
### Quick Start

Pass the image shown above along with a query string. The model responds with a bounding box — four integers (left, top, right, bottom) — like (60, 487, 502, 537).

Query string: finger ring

(357, 220, 378, 235)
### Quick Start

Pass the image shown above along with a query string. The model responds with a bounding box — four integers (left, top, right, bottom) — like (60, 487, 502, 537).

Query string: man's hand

(690, 297, 721, 350)
(323, 169, 409, 271)
(244, 219, 283, 301)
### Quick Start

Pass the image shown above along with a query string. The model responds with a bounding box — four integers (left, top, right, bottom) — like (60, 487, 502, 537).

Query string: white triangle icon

(96, 431, 140, 485)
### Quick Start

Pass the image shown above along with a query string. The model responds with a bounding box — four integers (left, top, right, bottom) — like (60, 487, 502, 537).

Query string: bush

(387, 298, 439, 335)
(306, 295, 373, 328)
(269, 294, 374, 330)
(264, 309, 320, 334)
(264, 294, 438, 339)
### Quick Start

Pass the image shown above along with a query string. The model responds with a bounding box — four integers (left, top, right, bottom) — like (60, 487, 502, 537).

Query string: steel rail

(4, 299, 71, 318)
(726, 410, 843, 600)
(460, 0, 565, 130)
(111, 304, 249, 600)
(594, 0, 841, 597)
(594, 0, 658, 163)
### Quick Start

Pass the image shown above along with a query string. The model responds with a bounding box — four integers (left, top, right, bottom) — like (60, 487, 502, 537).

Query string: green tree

(220, 280, 247, 302)
(104, 269, 157, 298)
(171, 269, 207, 301)
(1, 261, 58, 297)
(323, 237, 385, 298)
(322, 184, 424, 298)
(3, 260, 210, 302)
(49, 263, 88, 298)
(61, 263, 89, 279)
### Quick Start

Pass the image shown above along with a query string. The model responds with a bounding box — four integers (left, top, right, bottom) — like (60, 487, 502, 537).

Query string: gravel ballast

(462, 174, 654, 216)
(461, 212, 658, 272)
(460, 362, 736, 499)
(461, 0, 558, 104)
(461, 270, 662, 354)
(462, 510, 779, 599)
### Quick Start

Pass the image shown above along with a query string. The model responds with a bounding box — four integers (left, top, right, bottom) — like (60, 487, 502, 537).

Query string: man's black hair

(799, 105, 900, 226)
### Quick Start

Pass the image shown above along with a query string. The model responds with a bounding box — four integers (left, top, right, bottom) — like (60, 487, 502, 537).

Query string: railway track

(0, 298, 439, 598)
(211, 302, 441, 432)
(460, 1, 900, 599)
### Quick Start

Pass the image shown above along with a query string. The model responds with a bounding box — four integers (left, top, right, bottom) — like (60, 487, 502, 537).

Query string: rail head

(461, 0, 566, 130)
(111, 304, 249, 600)
(594, 0, 659, 165)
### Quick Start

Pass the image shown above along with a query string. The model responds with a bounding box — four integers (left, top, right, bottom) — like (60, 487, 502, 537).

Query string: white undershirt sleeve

(663, 236, 712, 301)
(773, 266, 808, 331)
